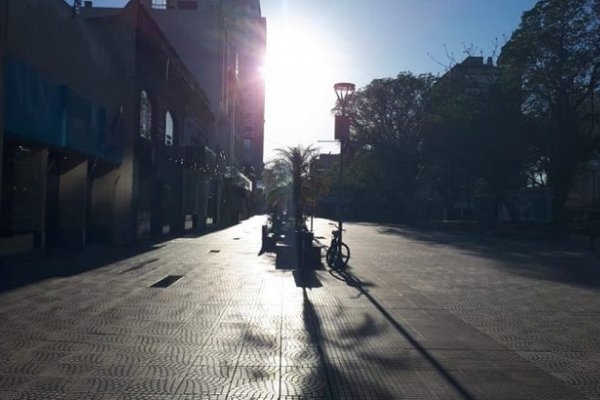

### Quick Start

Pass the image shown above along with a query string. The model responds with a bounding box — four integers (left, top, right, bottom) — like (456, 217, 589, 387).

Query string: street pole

(592, 169, 597, 250)
(333, 82, 355, 261)
(588, 160, 599, 249)
(589, 57, 600, 249)
(0, 0, 8, 216)
(593, 170, 596, 209)
(339, 132, 344, 239)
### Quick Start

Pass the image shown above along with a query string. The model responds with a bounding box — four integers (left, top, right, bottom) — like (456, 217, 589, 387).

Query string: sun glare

(264, 21, 340, 157)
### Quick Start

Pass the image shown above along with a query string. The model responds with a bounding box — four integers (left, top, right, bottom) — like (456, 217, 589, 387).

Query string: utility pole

(0, 0, 8, 215)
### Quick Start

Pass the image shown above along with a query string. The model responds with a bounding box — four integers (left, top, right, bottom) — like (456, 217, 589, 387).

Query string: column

(57, 159, 88, 247)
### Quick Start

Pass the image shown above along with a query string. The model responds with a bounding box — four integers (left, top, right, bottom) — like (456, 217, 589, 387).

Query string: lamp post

(592, 56, 600, 135)
(589, 57, 600, 249)
(333, 82, 355, 247)
(587, 159, 599, 249)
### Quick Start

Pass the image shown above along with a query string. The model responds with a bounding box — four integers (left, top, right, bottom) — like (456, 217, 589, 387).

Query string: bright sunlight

(263, 19, 343, 160)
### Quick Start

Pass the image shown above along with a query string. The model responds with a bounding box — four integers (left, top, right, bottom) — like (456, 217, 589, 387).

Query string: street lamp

(333, 82, 355, 250)
(334, 83, 355, 142)
(589, 160, 600, 208)
(587, 159, 599, 249)
(334, 83, 355, 111)
(591, 56, 600, 136)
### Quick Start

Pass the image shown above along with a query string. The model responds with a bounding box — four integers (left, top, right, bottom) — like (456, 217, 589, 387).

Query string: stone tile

(1, 216, 599, 399)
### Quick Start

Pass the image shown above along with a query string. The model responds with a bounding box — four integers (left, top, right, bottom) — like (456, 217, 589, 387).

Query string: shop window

(151, 0, 167, 9)
(165, 111, 174, 146)
(139, 90, 152, 140)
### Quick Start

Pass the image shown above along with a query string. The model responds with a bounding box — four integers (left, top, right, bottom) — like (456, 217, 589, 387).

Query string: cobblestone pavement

(0, 216, 599, 399)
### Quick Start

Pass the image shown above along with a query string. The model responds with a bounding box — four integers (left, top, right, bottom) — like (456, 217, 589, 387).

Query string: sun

(263, 20, 341, 157)
(264, 24, 337, 109)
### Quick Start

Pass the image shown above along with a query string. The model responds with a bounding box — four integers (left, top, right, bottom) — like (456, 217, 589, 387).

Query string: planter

(275, 230, 319, 269)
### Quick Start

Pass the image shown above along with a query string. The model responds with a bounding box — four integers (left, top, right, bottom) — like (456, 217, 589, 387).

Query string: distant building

(138, 0, 266, 222)
(444, 56, 497, 95)
(82, 0, 216, 242)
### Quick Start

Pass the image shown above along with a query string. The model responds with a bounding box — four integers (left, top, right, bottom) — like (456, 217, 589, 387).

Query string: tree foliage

(264, 145, 320, 230)
(423, 60, 534, 221)
(311, 0, 600, 225)
(345, 72, 436, 220)
(498, 0, 600, 223)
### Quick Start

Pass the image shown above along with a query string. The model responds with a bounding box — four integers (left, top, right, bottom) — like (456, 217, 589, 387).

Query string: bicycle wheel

(327, 242, 350, 270)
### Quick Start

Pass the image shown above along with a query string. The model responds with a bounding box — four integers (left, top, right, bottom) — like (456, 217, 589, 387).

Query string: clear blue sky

(82, 0, 538, 159)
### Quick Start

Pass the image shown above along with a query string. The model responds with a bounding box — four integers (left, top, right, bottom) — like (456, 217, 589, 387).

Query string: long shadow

(0, 220, 247, 293)
(293, 268, 323, 288)
(328, 265, 377, 292)
(118, 257, 160, 274)
(0, 241, 165, 293)
(301, 288, 333, 398)
(374, 223, 600, 290)
(300, 287, 397, 399)
(334, 268, 476, 400)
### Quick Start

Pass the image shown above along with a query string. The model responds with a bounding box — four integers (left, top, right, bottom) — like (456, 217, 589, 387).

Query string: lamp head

(334, 82, 355, 107)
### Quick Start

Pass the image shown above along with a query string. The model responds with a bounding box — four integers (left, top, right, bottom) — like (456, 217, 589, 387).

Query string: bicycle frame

(327, 223, 350, 270)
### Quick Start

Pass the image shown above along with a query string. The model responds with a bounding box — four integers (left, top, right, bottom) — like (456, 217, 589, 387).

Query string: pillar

(57, 159, 88, 247)
(113, 150, 135, 244)
(8, 147, 48, 249)
(0, 0, 7, 216)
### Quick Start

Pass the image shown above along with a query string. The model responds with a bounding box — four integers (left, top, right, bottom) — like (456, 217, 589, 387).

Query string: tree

(429, 61, 538, 221)
(423, 63, 485, 220)
(264, 145, 320, 230)
(345, 72, 436, 221)
(498, 0, 600, 224)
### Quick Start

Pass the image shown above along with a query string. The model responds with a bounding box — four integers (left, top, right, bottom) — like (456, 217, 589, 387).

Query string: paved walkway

(0, 216, 598, 399)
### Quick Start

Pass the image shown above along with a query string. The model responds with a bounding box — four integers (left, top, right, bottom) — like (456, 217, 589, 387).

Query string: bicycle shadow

(327, 263, 377, 291)
(329, 265, 476, 400)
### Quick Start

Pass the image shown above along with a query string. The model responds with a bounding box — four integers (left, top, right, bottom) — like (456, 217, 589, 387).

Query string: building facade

(139, 0, 266, 222)
(0, 0, 215, 254)
(2, 0, 124, 251)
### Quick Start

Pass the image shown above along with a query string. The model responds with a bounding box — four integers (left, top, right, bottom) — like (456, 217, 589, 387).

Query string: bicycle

(326, 223, 350, 271)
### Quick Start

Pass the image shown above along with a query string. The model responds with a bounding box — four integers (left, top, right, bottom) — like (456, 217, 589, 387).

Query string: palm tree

(266, 145, 319, 231)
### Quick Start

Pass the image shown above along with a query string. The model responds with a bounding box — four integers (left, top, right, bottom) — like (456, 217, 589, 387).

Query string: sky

(86, 0, 538, 161)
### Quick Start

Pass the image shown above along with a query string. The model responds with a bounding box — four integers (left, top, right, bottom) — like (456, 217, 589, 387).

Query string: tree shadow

(299, 287, 398, 399)
(375, 223, 600, 290)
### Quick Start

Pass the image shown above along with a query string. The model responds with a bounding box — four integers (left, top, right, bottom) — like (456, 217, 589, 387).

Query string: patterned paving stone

(177, 366, 233, 395)
(1, 216, 599, 399)
(280, 367, 329, 398)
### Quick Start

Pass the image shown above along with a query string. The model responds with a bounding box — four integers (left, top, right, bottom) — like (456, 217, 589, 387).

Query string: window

(243, 138, 252, 152)
(165, 111, 174, 146)
(151, 0, 167, 9)
(139, 90, 152, 140)
(178, 1, 197, 10)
